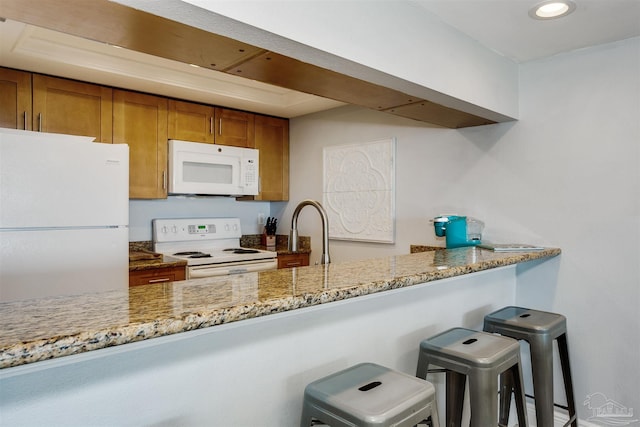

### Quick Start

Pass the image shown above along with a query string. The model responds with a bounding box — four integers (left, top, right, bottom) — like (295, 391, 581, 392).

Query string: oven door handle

(188, 259, 277, 278)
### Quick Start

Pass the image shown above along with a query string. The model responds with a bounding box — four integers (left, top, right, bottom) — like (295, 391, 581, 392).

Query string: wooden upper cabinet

(252, 115, 289, 201)
(168, 102, 254, 148)
(32, 74, 112, 142)
(0, 68, 32, 130)
(214, 107, 254, 147)
(168, 99, 215, 144)
(113, 90, 168, 199)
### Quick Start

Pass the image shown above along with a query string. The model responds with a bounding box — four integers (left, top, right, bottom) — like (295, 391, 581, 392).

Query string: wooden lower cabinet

(0, 68, 32, 130)
(129, 266, 186, 286)
(277, 253, 310, 269)
(113, 89, 168, 199)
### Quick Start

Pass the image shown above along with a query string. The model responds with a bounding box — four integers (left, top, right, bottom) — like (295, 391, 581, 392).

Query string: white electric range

(152, 218, 277, 279)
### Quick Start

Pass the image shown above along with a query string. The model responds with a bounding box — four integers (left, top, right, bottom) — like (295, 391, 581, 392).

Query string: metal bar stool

(484, 306, 578, 427)
(416, 327, 528, 427)
(301, 362, 440, 427)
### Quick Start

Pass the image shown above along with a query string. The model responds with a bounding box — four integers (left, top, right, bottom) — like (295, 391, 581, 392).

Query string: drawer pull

(148, 277, 171, 283)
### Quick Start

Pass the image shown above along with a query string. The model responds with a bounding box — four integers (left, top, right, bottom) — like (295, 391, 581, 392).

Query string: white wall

(284, 37, 640, 421)
(129, 197, 270, 241)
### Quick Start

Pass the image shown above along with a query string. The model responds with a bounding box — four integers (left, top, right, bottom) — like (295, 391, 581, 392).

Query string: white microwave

(168, 140, 259, 196)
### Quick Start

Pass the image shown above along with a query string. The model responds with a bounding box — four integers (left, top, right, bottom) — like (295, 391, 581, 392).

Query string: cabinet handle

(210, 117, 213, 135)
(286, 262, 302, 267)
(38, 113, 42, 132)
(148, 277, 171, 283)
(218, 118, 222, 135)
(23, 111, 27, 130)
(162, 170, 167, 190)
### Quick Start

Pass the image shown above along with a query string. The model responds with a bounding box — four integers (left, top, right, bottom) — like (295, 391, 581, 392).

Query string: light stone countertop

(0, 246, 560, 369)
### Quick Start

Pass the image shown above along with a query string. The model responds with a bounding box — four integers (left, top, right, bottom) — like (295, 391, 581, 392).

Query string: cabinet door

(214, 107, 254, 147)
(0, 68, 32, 130)
(277, 253, 309, 269)
(168, 99, 215, 143)
(113, 90, 168, 199)
(129, 266, 186, 286)
(253, 115, 289, 201)
(32, 74, 112, 142)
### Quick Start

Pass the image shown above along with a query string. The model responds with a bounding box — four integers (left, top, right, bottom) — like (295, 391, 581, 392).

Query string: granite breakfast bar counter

(0, 246, 560, 426)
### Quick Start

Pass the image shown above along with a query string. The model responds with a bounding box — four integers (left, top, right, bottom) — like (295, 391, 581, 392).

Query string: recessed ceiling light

(529, 0, 576, 20)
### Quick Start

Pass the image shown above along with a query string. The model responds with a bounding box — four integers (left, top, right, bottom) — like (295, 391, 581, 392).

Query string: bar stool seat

(484, 306, 578, 427)
(301, 362, 440, 427)
(416, 327, 527, 427)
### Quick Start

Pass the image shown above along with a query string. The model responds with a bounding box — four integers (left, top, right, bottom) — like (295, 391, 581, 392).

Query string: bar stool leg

(497, 365, 528, 427)
(498, 371, 513, 427)
(416, 351, 429, 379)
(511, 363, 528, 427)
(557, 333, 578, 427)
(299, 405, 313, 427)
(530, 335, 556, 427)
(446, 371, 466, 427)
(468, 370, 498, 427)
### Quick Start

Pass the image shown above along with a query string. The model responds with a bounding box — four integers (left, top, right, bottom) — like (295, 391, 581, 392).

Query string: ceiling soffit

(0, 0, 503, 128)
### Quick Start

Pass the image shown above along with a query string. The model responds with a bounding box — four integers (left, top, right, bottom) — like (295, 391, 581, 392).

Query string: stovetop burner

(224, 248, 261, 254)
(173, 251, 213, 258)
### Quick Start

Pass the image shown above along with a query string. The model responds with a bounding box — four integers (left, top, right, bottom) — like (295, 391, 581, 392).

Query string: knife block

(261, 233, 276, 249)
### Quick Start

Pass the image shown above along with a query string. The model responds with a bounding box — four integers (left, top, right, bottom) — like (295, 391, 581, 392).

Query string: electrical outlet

(257, 213, 266, 225)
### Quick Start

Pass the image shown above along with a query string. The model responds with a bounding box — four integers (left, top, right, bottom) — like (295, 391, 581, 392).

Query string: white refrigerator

(0, 128, 129, 302)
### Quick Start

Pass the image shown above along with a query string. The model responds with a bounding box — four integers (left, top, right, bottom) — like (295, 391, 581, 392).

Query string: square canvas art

(323, 138, 396, 243)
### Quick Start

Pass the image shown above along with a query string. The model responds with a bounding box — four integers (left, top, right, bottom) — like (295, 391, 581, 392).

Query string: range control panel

(188, 224, 216, 234)
(153, 218, 242, 242)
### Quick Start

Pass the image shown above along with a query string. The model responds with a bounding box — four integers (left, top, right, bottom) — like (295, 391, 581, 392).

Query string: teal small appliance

(433, 215, 484, 248)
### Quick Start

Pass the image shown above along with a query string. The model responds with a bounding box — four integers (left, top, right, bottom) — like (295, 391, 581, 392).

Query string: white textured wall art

(323, 138, 396, 243)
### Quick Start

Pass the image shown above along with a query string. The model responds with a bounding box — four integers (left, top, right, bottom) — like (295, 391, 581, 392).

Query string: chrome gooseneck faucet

(289, 199, 330, 264)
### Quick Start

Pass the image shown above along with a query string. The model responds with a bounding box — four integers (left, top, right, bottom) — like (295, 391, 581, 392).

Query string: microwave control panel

(244, 158, 257, 189)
